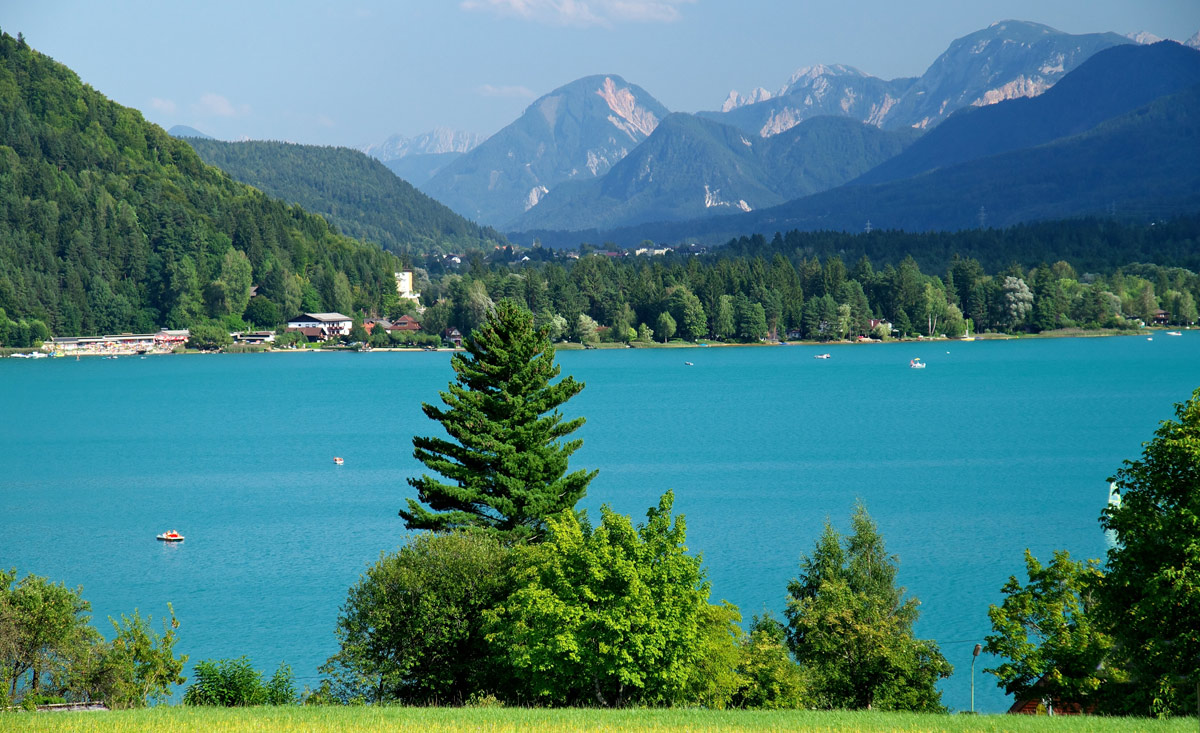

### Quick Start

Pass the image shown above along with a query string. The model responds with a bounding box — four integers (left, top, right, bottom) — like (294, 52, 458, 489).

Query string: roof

(290, 313, 351, 323)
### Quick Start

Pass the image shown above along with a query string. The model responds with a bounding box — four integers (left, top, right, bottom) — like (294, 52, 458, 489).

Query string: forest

(408, 217, 1200, 349)
(0, 30, 400, 345)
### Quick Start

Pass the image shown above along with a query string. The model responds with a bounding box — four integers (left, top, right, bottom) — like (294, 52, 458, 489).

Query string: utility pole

(972, 643, 982, 713)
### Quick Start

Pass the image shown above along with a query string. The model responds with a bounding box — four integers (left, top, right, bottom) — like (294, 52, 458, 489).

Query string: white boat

(333, 457, 344, 465)
(1167, 331, 1183, 336)
(910, 358, 926, 369)
(156, 530, 184, 542)
(814, 353, 831, 359)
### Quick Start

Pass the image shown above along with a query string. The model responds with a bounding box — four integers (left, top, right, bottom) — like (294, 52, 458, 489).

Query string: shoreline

(5, 326, 1185, 359)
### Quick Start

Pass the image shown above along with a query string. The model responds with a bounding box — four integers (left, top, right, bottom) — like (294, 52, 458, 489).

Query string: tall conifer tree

(400, 300, 595, 542)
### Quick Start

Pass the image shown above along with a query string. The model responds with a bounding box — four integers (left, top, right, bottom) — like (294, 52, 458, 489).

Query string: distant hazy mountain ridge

(360, 127, 485, 161)
(710, 21, 1130, 137)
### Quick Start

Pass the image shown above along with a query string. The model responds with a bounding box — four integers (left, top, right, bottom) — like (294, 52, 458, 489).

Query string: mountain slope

(168, 124, 214, 139)
(705, 20, 1129, 137)
(0, 31, 398, 336)
(421, 74, 670, 227)
(511, 113, 919, 232)
(184, 138, 507, 254)
(857, 41, 1200, 185)
(384, 152, 463, 187)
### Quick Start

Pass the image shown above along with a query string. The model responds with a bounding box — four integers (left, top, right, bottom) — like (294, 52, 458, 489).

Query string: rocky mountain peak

(596, 76, 660, 139)
(1187, 30, 1200, 50)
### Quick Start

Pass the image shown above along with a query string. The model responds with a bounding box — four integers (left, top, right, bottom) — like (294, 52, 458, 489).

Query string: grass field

(4, 706, 1196, 732)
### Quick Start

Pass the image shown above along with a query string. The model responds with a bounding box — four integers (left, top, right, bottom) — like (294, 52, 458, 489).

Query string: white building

(286, 313, 353, 339)
(395, 271, 421, 303)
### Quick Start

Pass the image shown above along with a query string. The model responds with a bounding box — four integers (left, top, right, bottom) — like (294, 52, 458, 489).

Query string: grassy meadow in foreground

(4, 707, 1197, 733)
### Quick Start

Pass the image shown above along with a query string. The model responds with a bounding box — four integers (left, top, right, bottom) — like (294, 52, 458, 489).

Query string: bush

(183, 657, 295, 706)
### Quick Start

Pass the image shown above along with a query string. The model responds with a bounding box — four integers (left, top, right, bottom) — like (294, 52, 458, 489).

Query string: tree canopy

(1099, 386, 1200, 716)
(785, 505, 951, 711)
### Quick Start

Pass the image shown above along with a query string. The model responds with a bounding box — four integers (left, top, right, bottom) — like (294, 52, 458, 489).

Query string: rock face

(420, 74, 669, 227)
(707, 20, 1130, 136)
(360, 128, 485, 161)
(1187, 30, 1200, 50)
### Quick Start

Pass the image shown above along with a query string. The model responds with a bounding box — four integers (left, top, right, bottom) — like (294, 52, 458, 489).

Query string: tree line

(409, 240, 1198, 350)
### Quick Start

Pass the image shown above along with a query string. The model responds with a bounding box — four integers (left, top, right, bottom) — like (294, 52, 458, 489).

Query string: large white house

(395, 271, 421, 303)
(286, 313, 353, 339)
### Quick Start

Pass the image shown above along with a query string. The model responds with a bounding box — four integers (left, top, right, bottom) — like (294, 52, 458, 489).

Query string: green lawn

(4, 707, 1195, 733)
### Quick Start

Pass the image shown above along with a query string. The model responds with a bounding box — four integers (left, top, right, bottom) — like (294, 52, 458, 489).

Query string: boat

(333, 457, 344, 465)
(910, 358, 926, 369)
(683, 361, 693, 366)
(156, 530, 184, 542)
(1167, 331, 1183, 336)
(814, 353, 831, 359)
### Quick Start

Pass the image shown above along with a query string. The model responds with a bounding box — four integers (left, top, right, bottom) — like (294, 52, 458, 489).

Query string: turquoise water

(1, 334, 1197, 713)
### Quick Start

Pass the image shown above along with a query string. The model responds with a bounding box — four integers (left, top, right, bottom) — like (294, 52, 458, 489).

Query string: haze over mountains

(150, 18, 1200, 251)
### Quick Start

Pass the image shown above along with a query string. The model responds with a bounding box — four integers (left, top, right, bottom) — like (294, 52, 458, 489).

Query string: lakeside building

(286, 313, 352, 340)
(47, 329, 189, 355)
(388, 315, 421, 333)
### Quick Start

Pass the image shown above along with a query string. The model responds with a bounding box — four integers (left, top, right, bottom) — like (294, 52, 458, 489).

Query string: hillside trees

(400, 300, 597, 542)
(0, 30, 398, 337)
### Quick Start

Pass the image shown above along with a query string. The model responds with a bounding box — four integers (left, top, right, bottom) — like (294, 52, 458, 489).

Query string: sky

(5, 1, 1199, 148)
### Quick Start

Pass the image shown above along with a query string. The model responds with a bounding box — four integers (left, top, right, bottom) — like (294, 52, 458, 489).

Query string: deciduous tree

(1099, 387, 1200, 716)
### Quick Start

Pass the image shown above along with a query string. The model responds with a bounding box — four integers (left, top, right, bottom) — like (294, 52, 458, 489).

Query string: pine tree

(400, 299, 596, 542)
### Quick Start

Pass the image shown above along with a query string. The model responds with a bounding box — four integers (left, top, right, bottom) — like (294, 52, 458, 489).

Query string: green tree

(667, 286, 707, 342)
(486, 492, 737, 707)
(785, 505, 951, 711)
(656, 311, 677, 343)
(183, 657, 295, 706)
(321, 532, 513, 703)
(984, 550, 1110, 710)
(713, 294, 735, 340)
(185, 322, 232, 350)
(1099, 386, 1200, 716)
(0, 570, 99, 701)
(400, 300, 596, 542)
(732, 614, 809, 709)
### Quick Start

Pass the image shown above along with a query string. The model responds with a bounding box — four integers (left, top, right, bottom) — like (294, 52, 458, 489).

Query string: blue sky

(5, 1, 1199, 147)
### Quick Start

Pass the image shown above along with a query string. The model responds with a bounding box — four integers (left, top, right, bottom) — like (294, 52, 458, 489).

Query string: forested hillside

(183, 138, 507, 255)
(0, 30, 399, 339)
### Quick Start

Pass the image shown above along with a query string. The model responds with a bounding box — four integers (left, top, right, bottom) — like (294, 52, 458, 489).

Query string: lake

(1, 333, 1197, 713)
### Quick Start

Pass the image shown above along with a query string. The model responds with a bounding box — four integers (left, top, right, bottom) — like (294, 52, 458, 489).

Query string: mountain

(0, 31, 399, 337)
(421, 74, 670, 227)
(184, 139, 508, 255)
(706, 21, 1129, 136)
(510, 113, 919, 232)
(383, 152, 463, 187)
(360, 127, 484, 161)
(1187, 30, 1200, 50)
(582, 80, 1200, 247)
(168, 124, 214, 139)
(856, 41, 1200, 185)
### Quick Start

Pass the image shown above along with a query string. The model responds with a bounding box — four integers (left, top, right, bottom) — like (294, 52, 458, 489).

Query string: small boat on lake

(156, 530, 184, 542)
(910, 358, 926, 369)
(333, 457, 344, 465)
(683, 361, 693, 366)
(1167, 331, 1183, 336)
(814, 353, 831, 359)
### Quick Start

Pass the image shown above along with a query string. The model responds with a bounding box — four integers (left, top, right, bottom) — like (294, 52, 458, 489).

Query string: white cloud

(461, 0, 692, 27)
(476, 84, 537, 99)
(149, 97, 177, 115)
(195, 92, 250, 118)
